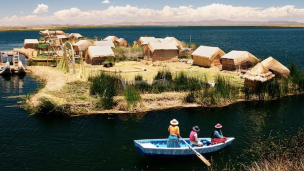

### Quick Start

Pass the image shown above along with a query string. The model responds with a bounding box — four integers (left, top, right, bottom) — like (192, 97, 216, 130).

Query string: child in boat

(167, 119, 180, 148)
(211, 123, 227, 144)
(189, 126, 203, 147)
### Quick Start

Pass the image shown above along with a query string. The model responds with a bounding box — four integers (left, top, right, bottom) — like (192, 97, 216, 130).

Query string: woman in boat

(189, 126, 203, 147)
(211, 123, 227, 144)
(167, 119, 180, 148)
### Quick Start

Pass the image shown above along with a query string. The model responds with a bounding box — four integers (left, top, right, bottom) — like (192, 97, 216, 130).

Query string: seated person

(189, 126, 203, 147)
(167, 119, 180, 148)
(211, 123, 227, 144)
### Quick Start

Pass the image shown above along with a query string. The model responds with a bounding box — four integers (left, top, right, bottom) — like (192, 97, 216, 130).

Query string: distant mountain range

(113, 19, 303, 26)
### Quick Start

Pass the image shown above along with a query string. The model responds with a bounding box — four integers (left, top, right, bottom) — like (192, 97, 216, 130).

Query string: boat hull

(0, 62, 12, 76)
(134, 137, 234, 156)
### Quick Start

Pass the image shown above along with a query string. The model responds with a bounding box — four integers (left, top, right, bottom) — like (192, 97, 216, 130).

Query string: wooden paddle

(180, 136, 211, 166)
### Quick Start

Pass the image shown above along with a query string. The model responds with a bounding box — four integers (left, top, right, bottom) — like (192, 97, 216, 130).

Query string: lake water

(0, 27, 304, 170)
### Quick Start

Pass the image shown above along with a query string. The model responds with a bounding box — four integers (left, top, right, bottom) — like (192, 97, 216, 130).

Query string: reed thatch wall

(192, 54, 222, 68)
(261, 57, 290, 78)
(221, 60, 255, 71)
(151, 50, 179, 62)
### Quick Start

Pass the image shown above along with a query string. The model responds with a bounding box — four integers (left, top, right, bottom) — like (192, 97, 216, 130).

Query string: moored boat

(17, 60, 26, 75)
(0, 62, 12, 76)
(134, 137, 234, 156)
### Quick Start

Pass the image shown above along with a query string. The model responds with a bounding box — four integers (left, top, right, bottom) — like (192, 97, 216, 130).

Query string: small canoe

(134, 137, 234, 156)
(17, 61, 26, 75)
(0, 62, 12, 76)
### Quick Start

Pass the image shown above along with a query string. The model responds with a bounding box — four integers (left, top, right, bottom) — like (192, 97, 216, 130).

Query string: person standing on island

(167, 119, 180, 148)
(189, 126, 203, 147)
(211, 123, 227, 144)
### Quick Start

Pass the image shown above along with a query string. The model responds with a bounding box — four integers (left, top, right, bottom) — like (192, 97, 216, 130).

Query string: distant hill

(113, 19, 303, 26)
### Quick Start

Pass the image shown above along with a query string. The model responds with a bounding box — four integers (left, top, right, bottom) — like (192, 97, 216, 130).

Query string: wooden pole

(63, 46, 69, 73)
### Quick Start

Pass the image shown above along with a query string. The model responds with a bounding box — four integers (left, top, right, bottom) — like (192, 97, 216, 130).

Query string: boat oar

(180, 136, 211, 167)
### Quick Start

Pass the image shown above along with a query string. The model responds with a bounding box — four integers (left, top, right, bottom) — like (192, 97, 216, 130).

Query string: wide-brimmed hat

(170, 119, 179, 126)
(193, 126, 200, 132)
(215, 123, 222, 129)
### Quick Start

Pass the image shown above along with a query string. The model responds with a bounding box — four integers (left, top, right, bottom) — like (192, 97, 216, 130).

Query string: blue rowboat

(134, 137, 235, 156)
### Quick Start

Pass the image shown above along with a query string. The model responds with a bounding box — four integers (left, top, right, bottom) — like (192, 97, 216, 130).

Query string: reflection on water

(0, 75, 25, 94)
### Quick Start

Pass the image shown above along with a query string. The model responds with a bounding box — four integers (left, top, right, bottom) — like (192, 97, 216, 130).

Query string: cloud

(102, 0, 110, 4)
(2, 4, 304, 26)
(33, 4, 49, 14)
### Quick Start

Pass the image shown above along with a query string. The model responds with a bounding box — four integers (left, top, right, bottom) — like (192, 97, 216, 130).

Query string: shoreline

(24, 64, 302, 117)
(1, 25, 304, 33)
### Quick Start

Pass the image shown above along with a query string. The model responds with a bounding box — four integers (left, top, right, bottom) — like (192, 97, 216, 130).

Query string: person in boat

(211, 123, 227, 144)
(167, 119, 180, 148)
(189, 126, 203, 147)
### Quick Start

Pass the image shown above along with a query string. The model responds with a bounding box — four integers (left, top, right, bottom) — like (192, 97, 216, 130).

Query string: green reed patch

(124, 85, 142, 109)
(30, 97, 72, 117)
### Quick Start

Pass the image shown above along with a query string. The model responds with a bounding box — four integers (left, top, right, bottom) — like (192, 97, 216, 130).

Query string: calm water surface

(0, 27, 304, 170)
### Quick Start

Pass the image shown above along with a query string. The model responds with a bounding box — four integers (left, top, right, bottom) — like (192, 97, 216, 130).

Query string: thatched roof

(141, 38, 163, 45)
(163, 37, 184, 50)
(24, 39, 39, 44)
(221, 50, 259, 66)
(94, 41, 115, 48)
(39, 30, 65, 36)
(56, 35, 68, 39)
(116, 38, 128, 46)
(88, 46, 115, 59)
(73, 40, 93, 52)
(192, 46, 225, 60)
(261, 56, 290, 78)
(138, 37, 155, 44)
(148, 42, 178, 53)
(242, 63, 275, 82)
(68, 33, 84, 39)
(103, 36, 118, 43)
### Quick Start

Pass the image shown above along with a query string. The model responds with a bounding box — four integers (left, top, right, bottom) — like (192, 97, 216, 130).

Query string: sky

(0, 0, 304, 26)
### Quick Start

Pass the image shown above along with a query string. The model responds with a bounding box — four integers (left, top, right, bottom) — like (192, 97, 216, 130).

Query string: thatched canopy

(39, 30, 65, 36)
(148, 42, 178, 53)
(56, 35, 68, 39)
(88, 46, 114, 58)
(221, 51, 258, 66)
(242, 63, 275, 82)
(73, 40, 93, 52)
(94, 41, 115, 48)
(115, 38, 128, 47)
(261, 56, 290, 78)
(103, 36, 118, 43)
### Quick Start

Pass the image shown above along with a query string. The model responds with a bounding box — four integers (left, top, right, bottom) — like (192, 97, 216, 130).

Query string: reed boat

(17, 61, 26, 75)
(134, 137, 235, 156)
(0, 62, 12, 75)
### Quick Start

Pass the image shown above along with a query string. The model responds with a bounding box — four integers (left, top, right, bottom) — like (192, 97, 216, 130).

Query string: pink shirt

(189, 131, 198, 142)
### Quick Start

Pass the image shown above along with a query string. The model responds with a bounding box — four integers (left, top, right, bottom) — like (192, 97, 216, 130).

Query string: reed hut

(94, 41, 115, 48)
(115, 38, 128, 47)
(39, 30, 65, 36)
(24, 39, 39, 49)
(86, 46, 115, 65)
(261, 57, 290, 78)
(56, 35, 68, 44)
(137, 37, 155, 45)
(221, 51, 259, 71)
(145, 42, 179, 61)
(68, 33, 84, 44)
(242, 63, 275, 91)
(191, 46, 225, 68)
(73, 40, 93, 55)
(163, 37, 184, 50)
(103, 36, 118, 43)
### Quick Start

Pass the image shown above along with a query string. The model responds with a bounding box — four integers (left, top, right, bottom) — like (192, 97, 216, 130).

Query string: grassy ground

(25, 61, 244, 116)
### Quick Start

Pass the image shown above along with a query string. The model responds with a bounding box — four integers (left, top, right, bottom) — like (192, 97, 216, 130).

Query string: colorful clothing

(213, 130, 223, 138)
(190, 130, 203, 146)
(211, 137, 227, 144)
(168, 125, 180, 136)
(167, 134, 180, 148)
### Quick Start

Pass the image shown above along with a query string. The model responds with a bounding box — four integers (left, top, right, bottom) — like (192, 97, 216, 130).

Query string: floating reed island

(14, 30, 304, 117)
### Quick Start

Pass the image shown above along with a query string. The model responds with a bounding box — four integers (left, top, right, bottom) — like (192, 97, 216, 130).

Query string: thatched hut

(73, 40, 93, 55)
(145, 42, 179, 61)
(103, 36, 118, 43)
(137, 37, 155, 46)
(221, 51, 259, 71)
(115, 38, 128, 47)
(24, 39, 39, 49)
(261, 57, 290, 78)
(56, 35, 68, 44)
(163, 37, 184, 50)
(94, 41, 115, 48)
(191, 46, 225, 68)
(39, 30, 65, 36)
(242, 63, 275, 91)
(86, 46, 115, 65)
(68, 33, 84, 43)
